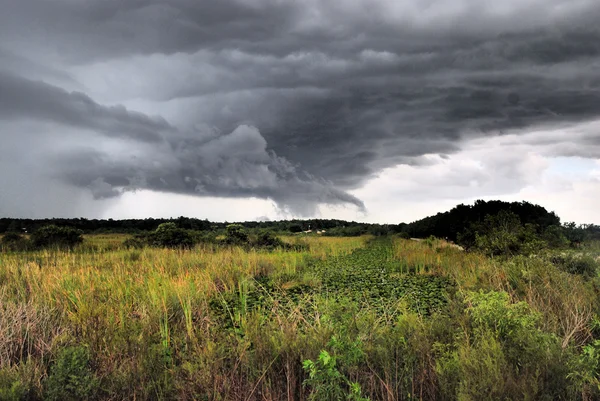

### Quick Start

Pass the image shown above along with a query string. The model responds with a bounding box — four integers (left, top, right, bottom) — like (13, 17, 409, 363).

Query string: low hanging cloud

(0, 71, 364, 215)
(1, 0, 600, 219)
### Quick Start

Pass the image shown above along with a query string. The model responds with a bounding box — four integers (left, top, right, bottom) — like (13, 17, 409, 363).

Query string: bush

(254, 231, 285, 248)
(458, 211, 547, 257)
(0, 232, 29, 251)
(0, 368, 26, 401)
(148, 223, 195, 248)
(122, 236, 147, 249)
(303, 337, 368, 401)
(543, 225, 569, 249)
(30, 225, 83, 249)
(224, 224, 249, 245)
(568, 339, 600, 399)
(550, 254, 598, 278)
(44, 346, 99, 401)
(288, 224, 303, 233)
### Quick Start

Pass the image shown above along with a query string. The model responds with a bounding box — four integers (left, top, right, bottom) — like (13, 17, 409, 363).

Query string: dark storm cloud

(0, 69, 364, 212)
(0, 71, 169, 143)
(47, 124, 366, 214)
(2, 0, 600, 215)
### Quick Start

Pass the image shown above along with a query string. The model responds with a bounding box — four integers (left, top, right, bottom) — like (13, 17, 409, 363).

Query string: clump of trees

(121, 223, 295, 251)
(1, 225, 84, 251)
(457, 211, 546, 257)
(30, 225, 84, 249)
(549, 254, 599, 278)
(0, 216, 407, 237)
(224, 224, 250, 245)
(406, 200, 562, 241)
(224, 225, 300, 250)
(123, 223, 196, 249)
(454, 209, 598, 258)
(0, 232, 29, 251)
(147, 222, 195, 248)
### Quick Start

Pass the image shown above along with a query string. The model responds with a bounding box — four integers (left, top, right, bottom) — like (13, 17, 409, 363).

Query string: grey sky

(1, 0, 599, 220)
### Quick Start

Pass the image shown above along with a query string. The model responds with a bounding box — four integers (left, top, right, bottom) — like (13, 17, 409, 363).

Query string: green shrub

(303, 346, 368, 401)
(288, 224, 303, 233)
(396, 232, 410, 239)
(148, 223, 195, 248)
(254, 231, 284, 248)
(550, 254, 598, 277)
(459, 211, 547, 257)
(0, 368, 26, 401)
(122, 236, 147, 249)
(568, 339, 600, 399)
(30, 225, 83, 249)
(44, 346, 99, 401)
(0, 233, 29, 252)
(543, 225, 569, 248)
(224, 224, 249, 245)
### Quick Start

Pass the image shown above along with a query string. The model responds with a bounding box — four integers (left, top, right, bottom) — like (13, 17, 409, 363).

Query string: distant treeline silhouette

(0, 216, 403, 236)
(2, 200, 599, 241)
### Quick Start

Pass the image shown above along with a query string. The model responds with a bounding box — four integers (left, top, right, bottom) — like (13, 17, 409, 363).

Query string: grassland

(1, 234, 600, 400)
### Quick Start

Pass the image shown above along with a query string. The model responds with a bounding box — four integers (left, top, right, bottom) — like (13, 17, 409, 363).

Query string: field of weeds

(1, 234, 600, 400)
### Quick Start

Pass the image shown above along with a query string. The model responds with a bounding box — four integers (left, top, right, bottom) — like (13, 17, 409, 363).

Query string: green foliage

(121, 236, 146, 249)
(255, 230, 285, 248)
(225, 224, 249, 245)
(288, 223, 303, 233)
(568, 340, 600, 398)
(434, 291, 568, 400)
(396, 231, 410, 239)
(323, 226, 367, 237)
(3, 226, 600, 400)
(543, 225, 570, 248)
(44, 346, 99, 401)
(312, 239, 450, 315)
(466, 290, 540, 341)
(563, 222, 589, 246)
(550, 254, 598, 278)
(148, 222, 195, 248)
(458, 211, 546, 257)
(407, 199, 560, 241)
(303, 338, 369, 401)
(30, 225, 83, 249)
(0, 233, 29, 252)
(0, 368, 26, 401)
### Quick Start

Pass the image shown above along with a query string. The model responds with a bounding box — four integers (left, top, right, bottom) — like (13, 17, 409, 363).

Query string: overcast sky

(1, 0, 600, 223)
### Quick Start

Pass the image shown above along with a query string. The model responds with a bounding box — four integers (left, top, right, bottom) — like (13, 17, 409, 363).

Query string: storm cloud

(1, 0, 600, 218)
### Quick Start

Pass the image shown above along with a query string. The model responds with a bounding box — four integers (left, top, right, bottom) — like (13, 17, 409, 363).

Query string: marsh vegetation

(1, 206, 600, 400)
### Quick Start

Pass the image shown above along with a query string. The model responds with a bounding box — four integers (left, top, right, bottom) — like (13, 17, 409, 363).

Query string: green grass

(0, 234, 599, 400)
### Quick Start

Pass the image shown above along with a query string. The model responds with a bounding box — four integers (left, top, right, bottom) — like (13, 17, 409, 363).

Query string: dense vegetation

(1, 200, 600, 400)
(2, 200, 599, 244)
(0, 217, 401, 237)
(405, 200, 600, 244)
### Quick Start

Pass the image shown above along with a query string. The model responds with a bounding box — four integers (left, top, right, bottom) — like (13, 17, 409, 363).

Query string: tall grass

(0, 234, 597, 400)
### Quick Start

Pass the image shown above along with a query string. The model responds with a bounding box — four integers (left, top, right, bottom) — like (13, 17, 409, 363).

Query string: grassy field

(1, 234, 600, 400)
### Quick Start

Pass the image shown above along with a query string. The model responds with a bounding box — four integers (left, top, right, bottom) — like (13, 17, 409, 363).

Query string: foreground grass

(0, 235, 599, 400)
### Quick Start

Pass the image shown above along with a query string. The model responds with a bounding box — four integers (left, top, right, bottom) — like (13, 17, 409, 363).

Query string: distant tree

(1, 232, 29, 251)
(288, 224, 303, 233)
(407, 200, 560, 241)
(542, 225, 569, 249)
(459, 211, 546, 257)
(368, 224, 390, 236)
(31, 225, 83, 249)
(225, 224, 249, 245)
(254, 230, 285, 248)
(396, 232, 410, 239)
(563, 222, 588, 247)
(6, 220, 21, 233)
(148, 222, 194, 248)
